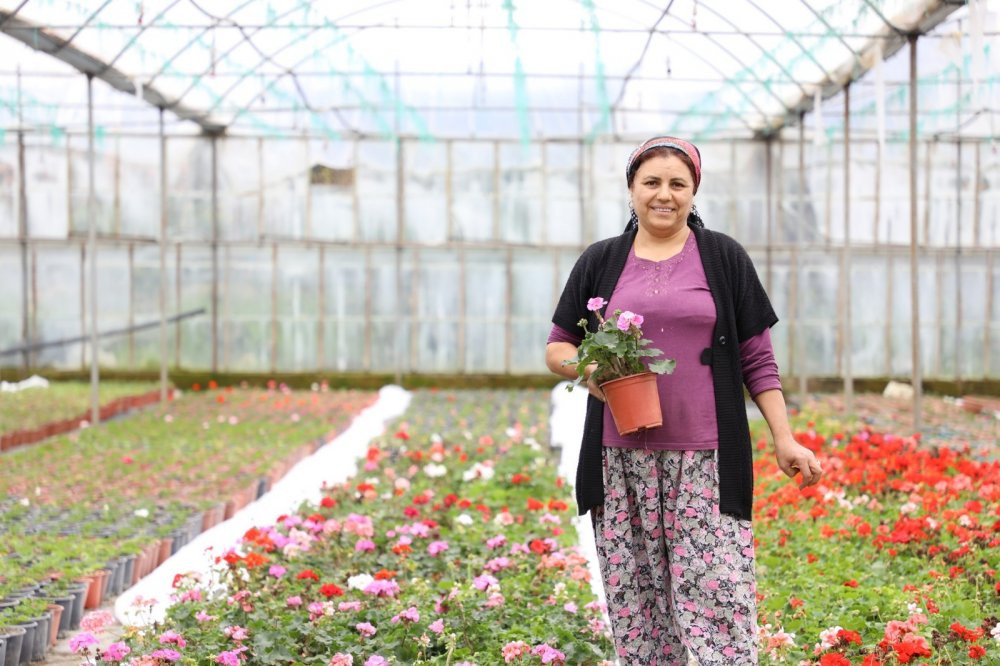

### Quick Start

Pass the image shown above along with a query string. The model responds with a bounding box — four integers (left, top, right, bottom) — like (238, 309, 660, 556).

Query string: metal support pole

(842, 84, 853, 413)
(909, 35, 923, 431)
(955, 139, 963, 381)
(764, 137, 773, 292)
(394, 137, 405, 385)
(87, 75, 99, 425)
(797, 114, 807, 400)
(211, 135, 219, 373)
(16, 66, 29, 372)
(158, 108, 168, 402)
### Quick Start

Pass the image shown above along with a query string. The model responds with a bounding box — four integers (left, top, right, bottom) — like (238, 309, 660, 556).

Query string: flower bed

(111, 390, 615, 666)
(0, 384, 374, 655)
(0, 381, 166, 451)
(753, 415, 1000, 664)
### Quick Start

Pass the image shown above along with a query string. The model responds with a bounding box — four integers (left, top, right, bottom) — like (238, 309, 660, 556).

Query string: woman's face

(629, 154, 695, 238)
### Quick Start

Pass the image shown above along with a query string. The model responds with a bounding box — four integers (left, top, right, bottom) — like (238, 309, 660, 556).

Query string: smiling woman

(546, 135, 823, 665)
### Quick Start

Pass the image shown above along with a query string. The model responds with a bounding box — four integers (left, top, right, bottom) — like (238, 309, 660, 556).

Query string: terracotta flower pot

(157, 538, 173, 566)
(600, 372, 663, 436)
(46, 604, 62, 646)
(82, 576, 101, 609)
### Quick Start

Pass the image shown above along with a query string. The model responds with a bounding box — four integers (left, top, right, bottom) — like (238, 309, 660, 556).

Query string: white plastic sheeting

(114, 384, 411, 625)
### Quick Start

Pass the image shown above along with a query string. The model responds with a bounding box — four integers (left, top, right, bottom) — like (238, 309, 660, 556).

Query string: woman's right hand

(585, 364, 606, 402)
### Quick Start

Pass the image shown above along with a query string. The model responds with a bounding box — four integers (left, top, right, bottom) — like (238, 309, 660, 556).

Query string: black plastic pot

(27, 613, 49, 662)
(0, 626, 25, 666)
(13, 621, 34, 666)
(67, 585, 87, 630)
(49, 596, 74, 637)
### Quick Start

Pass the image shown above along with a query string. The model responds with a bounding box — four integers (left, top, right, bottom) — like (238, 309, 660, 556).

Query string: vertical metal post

(158, 108, 168, 402)
(87, 75, 99, 425)
(842, 84, 853, 412)
(175, 244, 182, 366)
(874, 139, 882, 245)
(764, 137, 773, 292)
(16, 66, 29, 372)
(128, 244, 134, 367)
(271, 243, 278, 373)
(394, 137, 405, 385)
(318, 245, 325, 370)
(211, 135, 219, 373)
(797, 114, 807, 400)
(955, 139, 963, 380)
(909, 35, 922, 431)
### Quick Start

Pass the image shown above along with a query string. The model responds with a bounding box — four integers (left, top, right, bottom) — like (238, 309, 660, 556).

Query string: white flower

(430, 433, 443, 444)
(462, 462, 494, 482)
(990, 621, 1000, 644)
(899, 501, 918, 515)
(394, 478, 411, 491)
(815, 626, 843, 651)
(365, 477, 380, 486)
(455, 513, 474, 526)
(134, 508, 149, 518)
(348, 573, 374, 591)
(423, 463, 447, 478)
(18, 498, 29, 507)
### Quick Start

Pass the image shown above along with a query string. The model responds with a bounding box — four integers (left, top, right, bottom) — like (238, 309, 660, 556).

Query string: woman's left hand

(774, 437, 823, 489)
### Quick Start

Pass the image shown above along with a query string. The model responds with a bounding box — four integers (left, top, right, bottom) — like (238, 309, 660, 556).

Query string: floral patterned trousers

(592, 447, 758, 666)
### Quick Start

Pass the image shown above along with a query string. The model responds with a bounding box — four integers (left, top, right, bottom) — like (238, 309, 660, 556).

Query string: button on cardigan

(551, 223, 779, 521)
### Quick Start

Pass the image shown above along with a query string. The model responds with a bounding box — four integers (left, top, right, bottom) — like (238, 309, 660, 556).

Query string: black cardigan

(551, 223, 778, 521)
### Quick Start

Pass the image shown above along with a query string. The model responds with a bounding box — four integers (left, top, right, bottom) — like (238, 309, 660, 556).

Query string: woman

(545, 137, 823, 665)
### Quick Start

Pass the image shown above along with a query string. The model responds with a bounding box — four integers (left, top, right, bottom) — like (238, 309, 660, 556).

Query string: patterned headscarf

(625, 136, 704, 231)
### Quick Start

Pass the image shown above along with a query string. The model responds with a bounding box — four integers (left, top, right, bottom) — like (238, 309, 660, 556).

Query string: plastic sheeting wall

(0, 134, 998, 378)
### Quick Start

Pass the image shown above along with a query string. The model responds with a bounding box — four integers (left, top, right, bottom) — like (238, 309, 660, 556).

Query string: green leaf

(647, 358, 676, 374)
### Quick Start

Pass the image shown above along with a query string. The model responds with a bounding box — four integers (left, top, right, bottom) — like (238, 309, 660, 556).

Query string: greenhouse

(0, 1, 998, 665)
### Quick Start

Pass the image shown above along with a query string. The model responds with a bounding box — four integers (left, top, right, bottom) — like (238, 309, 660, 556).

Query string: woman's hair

(625, 145, 704, 230)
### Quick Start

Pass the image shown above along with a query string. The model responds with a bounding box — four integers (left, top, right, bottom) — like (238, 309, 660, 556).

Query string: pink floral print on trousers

(592, 447, 758, 666)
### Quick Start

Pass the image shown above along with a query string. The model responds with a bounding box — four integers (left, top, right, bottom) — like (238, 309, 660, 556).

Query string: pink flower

(617, 310, 643, 331)
(429, 619, 445, 634)
(150, 649, 182, 662)
(364, 657, 389, 666)
(587, 297, 607, 311)
(485, 557, 513, 572)
(502, 641, 532, 663)
(215, 649, 244, 666)
(102, 642, 131, 662)
(532, 644, 567, 664)
(363, 579, 401, 597)
(564, 602, 578, 614)
(159, 630, 187, 648)
(70, 632, 99, 653)
(80, 610, 114, 633)
(195, 610, 216, 623)
(268, 565, 286, 578)
(329, 654, 354, 666)
(356, 622, 377, 637)
(391, 606, 420, 624)
(486, 535, 507, 549)
(338, 601, 363, 612)
(485, 592, 505, 607)
(427, 540, 449, 556)
(355, 539, 376, 552)
(473, 573, 498, 591)
(223, 626, 249, 641)
(286, 596, 303, 608)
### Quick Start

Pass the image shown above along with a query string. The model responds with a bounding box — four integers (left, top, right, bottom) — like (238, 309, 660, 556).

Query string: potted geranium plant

(563, 297, 676, 435)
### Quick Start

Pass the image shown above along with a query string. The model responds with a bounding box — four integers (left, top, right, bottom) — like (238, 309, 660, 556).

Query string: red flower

(843, 579, 859, 588)
(950, 622, 985, 642)
(820, 654, 851, 666)
(208, 380, 218, 390)
(860, 656, 882, 666)
(374, 569, 396, 580)
(968, 645, 987, 659)
(319, 583, 344, 597)
(403, 506, 420, 518)
(529, 539, 551, 554)
(892, 636, 932, 662)
(394, 430, 410, 440)
(789, 597, 804, 608)
(296, 569, 320, 581)
(836, 629, 862, 645)
(320, 496, 336, 508)
(244, 552, 269, 569)
(547, 499, 568, 512)
(526, 498, 544, 511)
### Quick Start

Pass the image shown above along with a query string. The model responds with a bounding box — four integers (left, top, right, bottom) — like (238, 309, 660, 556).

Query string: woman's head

(625, 136, 702, 236)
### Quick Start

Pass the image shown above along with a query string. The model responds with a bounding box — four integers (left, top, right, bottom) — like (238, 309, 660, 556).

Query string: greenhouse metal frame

(0, 0, 997, 430)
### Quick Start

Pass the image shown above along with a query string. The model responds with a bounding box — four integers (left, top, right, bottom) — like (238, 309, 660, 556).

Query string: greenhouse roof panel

(0, 0, 973, 139)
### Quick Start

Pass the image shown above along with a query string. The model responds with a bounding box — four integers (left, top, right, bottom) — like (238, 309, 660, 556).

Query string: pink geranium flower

(586, 297, 607, 311)
(356, 622, 377, 637)
(69, 632, 98, 653)
(427, 540, 449, 556)
(102, 642, 131, 662)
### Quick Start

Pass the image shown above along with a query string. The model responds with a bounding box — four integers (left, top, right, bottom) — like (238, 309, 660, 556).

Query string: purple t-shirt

(548, 231, 781, 450)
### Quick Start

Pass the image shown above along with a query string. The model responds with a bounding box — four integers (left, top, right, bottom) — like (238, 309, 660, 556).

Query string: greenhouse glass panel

(33, 247, 81, 368)
(464, 249, 506, 373)
(0, 245, 22, 352)
(0, 143, 17, 238)
(221, 246, 272, 372)
(25, 141, 68, 239)
(322, 249, 368, 372)
(452, 142, 496, 243)
(219, 138, 263, 242)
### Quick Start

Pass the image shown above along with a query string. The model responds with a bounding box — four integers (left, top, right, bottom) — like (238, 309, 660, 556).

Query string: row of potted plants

(106, 390, 616, 665)
(0, 381, 165, 451)
(0, 383, 376, 665)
